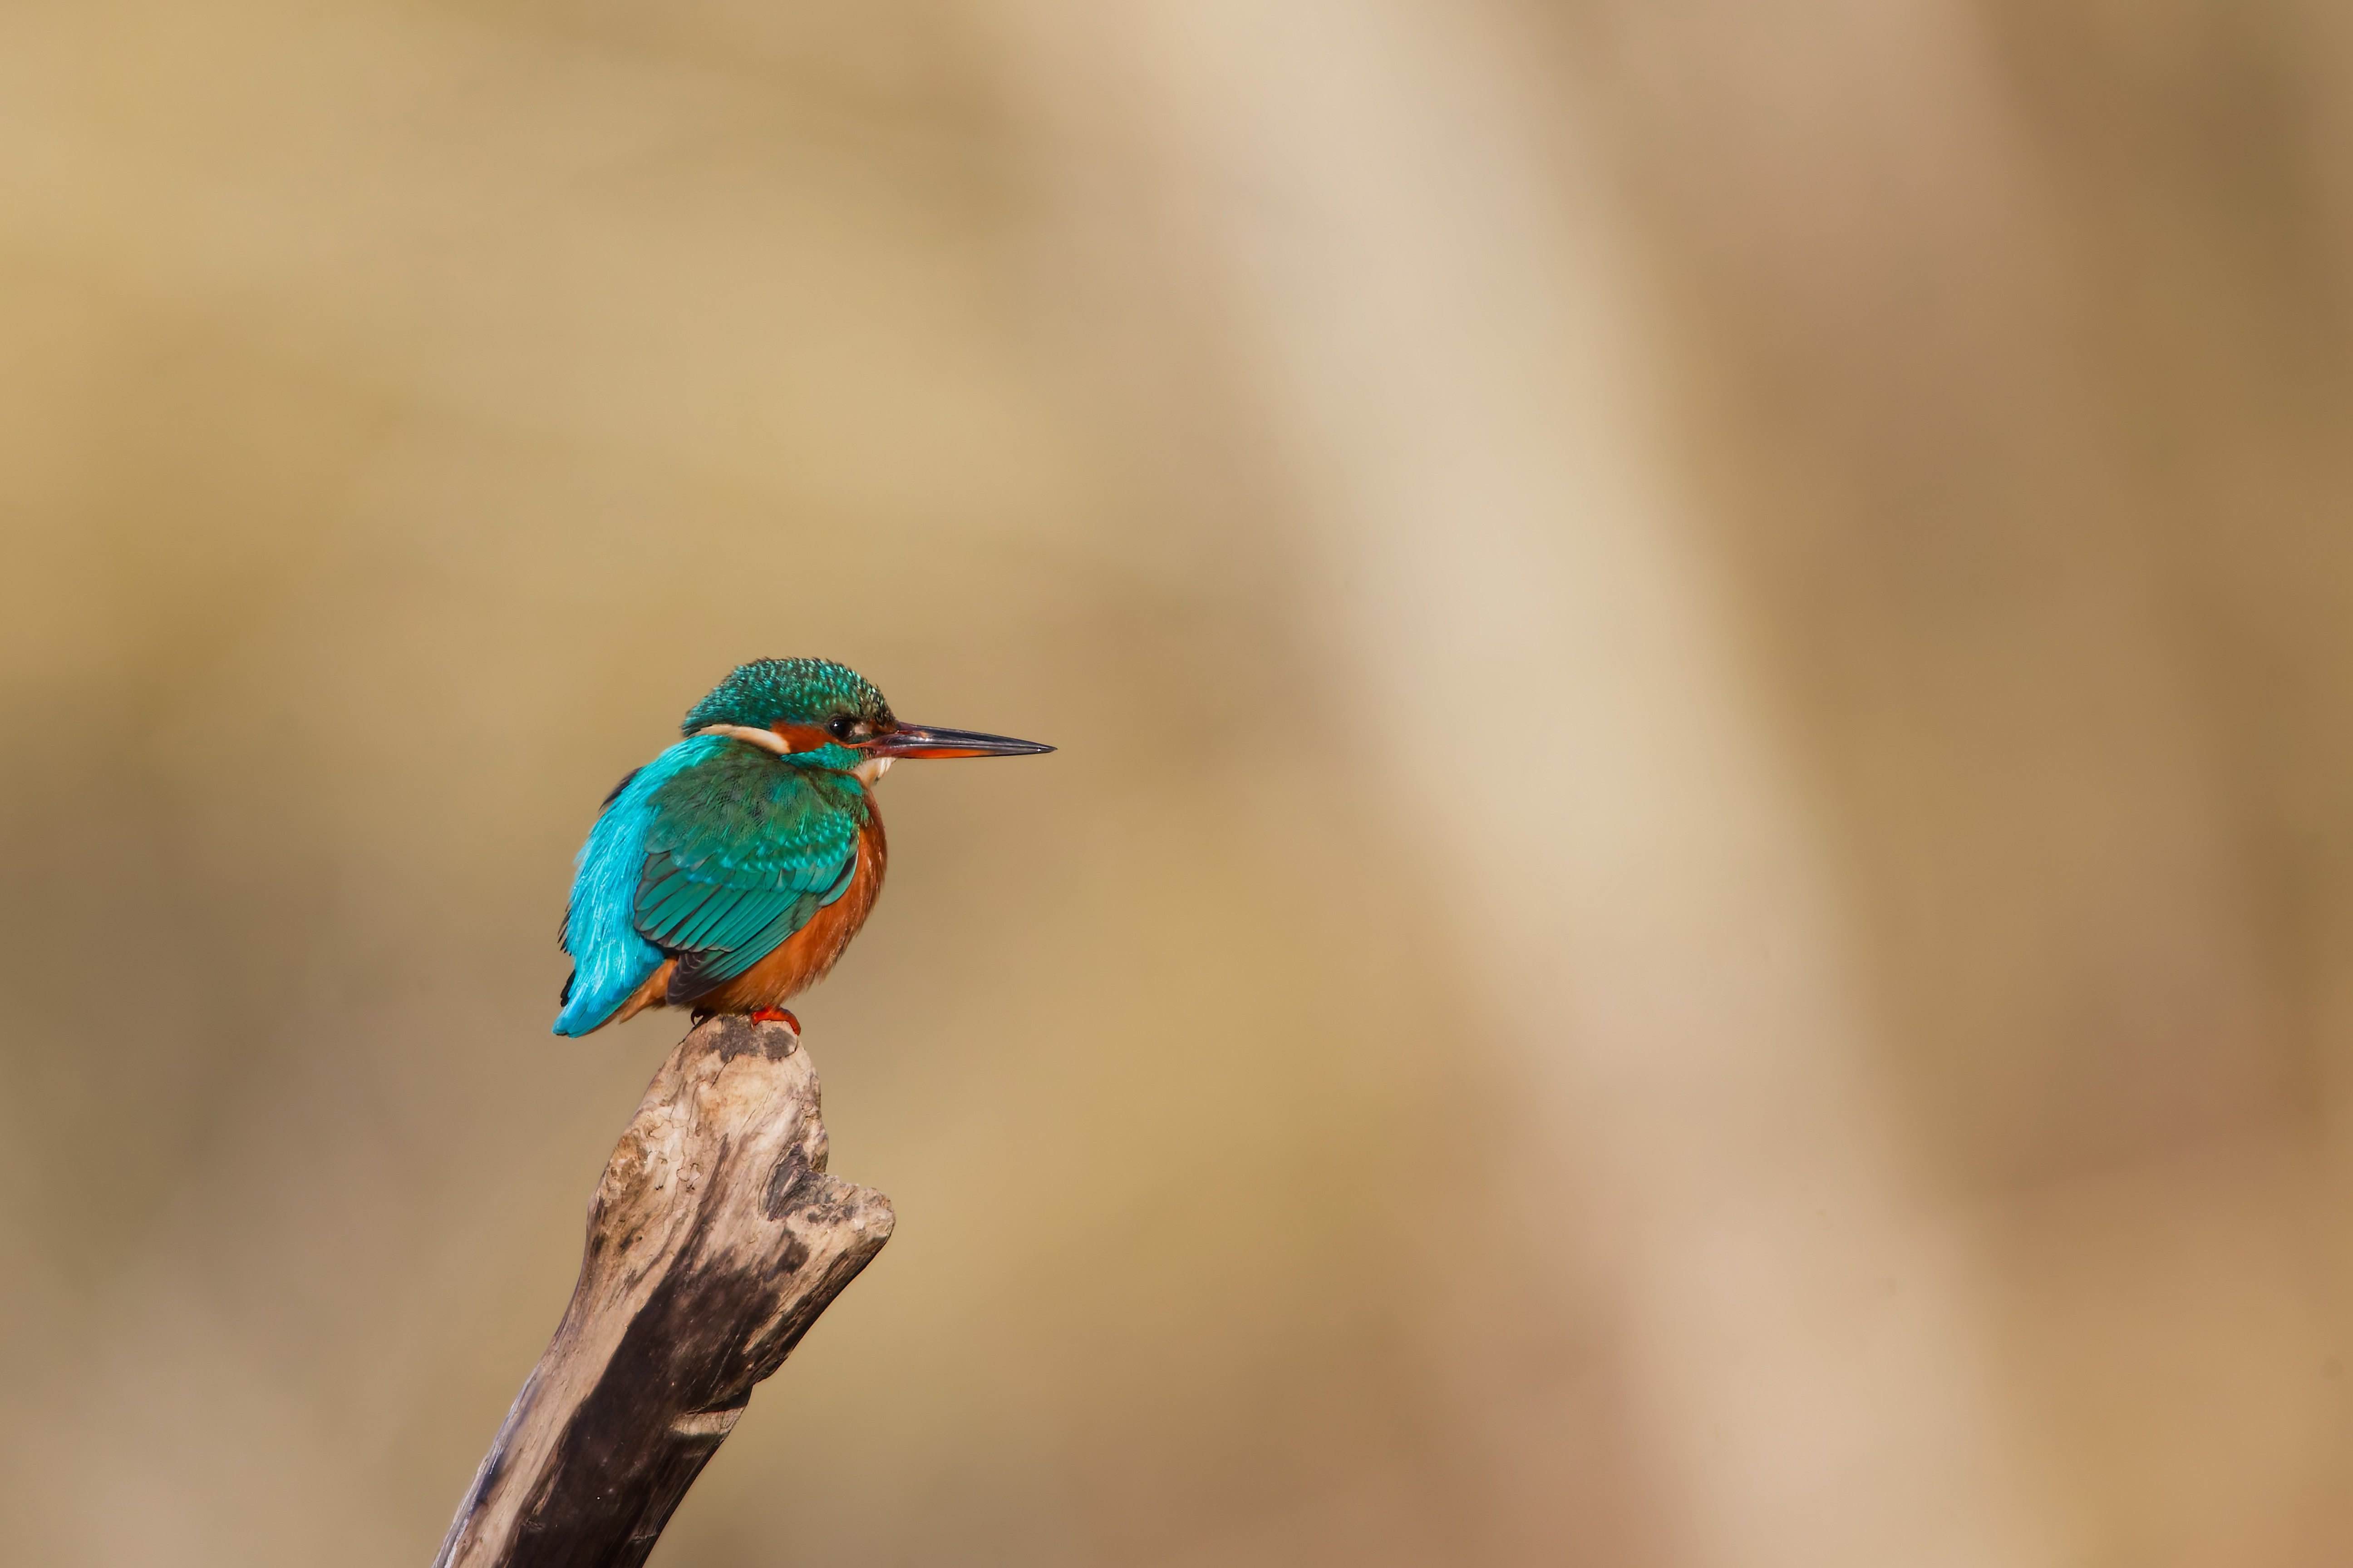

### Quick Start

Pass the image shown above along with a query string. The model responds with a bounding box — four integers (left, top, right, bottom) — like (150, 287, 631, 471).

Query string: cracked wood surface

(434, 1015, 894, 1568)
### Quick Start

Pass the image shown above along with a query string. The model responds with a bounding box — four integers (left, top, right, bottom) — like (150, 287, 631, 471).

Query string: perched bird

(555, 658, 1051, 1037)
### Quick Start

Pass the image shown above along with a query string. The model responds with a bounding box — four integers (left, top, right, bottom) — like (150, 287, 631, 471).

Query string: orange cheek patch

(770, 722, 836, 753)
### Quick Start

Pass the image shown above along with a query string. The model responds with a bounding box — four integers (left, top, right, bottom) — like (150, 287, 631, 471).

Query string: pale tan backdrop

(4, 2, 2351, 1565)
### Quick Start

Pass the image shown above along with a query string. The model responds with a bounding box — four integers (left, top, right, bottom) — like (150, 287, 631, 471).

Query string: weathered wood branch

(434, 1015, 894, 1568)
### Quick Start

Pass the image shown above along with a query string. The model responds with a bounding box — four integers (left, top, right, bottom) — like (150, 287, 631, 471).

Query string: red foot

(749, 1007, 799, 1032)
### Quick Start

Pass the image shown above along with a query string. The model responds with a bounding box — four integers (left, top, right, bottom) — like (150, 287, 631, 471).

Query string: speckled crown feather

(681, 658, 893, 735)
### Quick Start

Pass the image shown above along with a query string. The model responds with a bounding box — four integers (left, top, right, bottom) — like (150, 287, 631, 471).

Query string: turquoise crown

(681, 658, 893, 735)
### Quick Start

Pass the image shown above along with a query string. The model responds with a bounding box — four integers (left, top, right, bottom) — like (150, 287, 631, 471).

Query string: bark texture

(434, 1015, 894, 1568)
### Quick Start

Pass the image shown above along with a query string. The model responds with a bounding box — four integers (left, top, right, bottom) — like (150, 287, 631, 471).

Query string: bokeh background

(5, 1, 2351, 1564)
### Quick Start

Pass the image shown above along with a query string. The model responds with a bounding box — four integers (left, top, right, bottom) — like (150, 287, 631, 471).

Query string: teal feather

(554, 735, 728, 1035)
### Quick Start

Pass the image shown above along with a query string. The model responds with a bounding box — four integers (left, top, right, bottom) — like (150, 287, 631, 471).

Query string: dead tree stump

(433, 1015, 894, 1568)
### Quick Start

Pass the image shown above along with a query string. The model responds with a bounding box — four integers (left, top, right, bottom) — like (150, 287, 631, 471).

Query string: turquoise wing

(634, 742, 861, 1003)
(554, 737, 861, 1034)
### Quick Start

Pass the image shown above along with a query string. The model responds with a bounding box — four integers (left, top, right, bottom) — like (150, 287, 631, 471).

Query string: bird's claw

(749, 1007, 799, 1032)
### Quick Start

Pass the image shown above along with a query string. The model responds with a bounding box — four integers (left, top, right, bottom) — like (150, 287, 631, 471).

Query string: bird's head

(682, 657, 1052, 783)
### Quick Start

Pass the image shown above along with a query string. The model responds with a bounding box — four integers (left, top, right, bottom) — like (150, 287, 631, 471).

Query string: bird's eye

(828, 714, 880, 742)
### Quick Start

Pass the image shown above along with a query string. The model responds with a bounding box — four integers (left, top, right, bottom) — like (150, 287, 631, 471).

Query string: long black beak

(866, 723, 1055, 759)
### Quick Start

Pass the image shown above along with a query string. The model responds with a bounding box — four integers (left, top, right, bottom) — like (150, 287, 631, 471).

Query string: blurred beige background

(4, 1, 2351, 1564)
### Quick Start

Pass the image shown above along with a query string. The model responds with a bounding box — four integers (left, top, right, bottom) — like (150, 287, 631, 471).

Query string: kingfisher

(554, 658, 1052, 1037)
